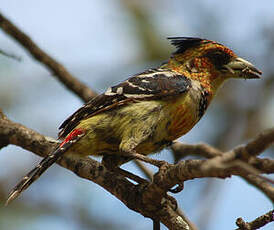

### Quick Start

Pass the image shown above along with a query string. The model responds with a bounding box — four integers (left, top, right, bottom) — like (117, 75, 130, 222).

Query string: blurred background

(0, 0, 273, 229)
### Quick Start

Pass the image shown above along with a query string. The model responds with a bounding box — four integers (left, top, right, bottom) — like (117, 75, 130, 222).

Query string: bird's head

(165, 37, 262, 89)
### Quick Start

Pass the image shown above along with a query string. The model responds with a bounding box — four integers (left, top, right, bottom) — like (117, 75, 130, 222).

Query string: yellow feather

(70, 91, 202, 157)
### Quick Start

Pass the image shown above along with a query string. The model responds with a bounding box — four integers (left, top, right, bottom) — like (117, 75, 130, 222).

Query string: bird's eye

(204, 49, 232, 68)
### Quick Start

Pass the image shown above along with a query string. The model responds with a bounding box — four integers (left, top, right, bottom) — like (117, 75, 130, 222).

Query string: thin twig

(201, 128, 274, 171)
(0, 12, 96, 102)
(243, 174, 274, 202)
(0, 48, 21, 61)
(134, 160, 153, 180)
(226, 160, 274, 185)
(235, 209, 274, 230)
(115, 167, 148, 184)
(170, 139, 274, 203)
(171, 141, 222, 162)
(147, 158, 274, 197)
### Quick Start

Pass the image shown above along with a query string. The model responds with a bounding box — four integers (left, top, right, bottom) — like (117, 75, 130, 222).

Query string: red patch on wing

(60, 128, 85, 147)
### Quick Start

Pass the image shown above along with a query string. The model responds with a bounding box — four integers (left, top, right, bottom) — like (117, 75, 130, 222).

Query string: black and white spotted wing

(58, 68, 191, 139)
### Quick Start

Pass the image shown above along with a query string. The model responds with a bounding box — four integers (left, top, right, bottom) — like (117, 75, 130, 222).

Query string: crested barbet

(6, 37, 262, 205)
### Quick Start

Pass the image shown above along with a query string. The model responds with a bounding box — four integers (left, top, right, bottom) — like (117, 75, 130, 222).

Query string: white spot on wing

(117, 87, 123, 95)
(126, 80, 137, 87)
(141, 70, 177, 79)
(138, 73, 155, 78)
(126, 80, 148, 91)
(105, 87, 116, 96)
(124, 93, 153, 98)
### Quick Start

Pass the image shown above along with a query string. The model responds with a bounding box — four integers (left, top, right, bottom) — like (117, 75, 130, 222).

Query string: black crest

(168, 37, 206, 54)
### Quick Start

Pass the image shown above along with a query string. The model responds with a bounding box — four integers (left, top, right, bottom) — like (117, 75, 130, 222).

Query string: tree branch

(0, 12, 96, 102)
(243, 174, 274, 201)
(134, 160, 153, 180)
(170, 141, 222, 162)
(235, 209, 274, 230)
(170, 131, 274, 203)
(201, 128, 274, 171)
(146, 158, 274, 197)
(0, 47, 21, 61)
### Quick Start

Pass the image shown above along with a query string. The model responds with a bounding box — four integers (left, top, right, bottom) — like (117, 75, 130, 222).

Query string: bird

(6, 37, 262, 205)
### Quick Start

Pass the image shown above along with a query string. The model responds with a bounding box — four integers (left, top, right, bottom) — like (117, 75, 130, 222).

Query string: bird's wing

(58, 68, 191, 138)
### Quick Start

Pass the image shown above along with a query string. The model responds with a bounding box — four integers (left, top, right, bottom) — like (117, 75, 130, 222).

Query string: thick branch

(0, 12, 96, 102)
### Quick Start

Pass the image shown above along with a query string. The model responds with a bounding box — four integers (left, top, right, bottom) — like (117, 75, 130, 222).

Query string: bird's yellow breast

(69, 86, 205, 156)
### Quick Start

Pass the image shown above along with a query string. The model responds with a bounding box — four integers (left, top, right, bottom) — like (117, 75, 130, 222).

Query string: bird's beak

(223, 57, 262, 79)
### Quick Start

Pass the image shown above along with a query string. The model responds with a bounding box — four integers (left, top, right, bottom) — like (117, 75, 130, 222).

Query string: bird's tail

(5, 146, 64, 206)
(5, 128, 86, 206)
